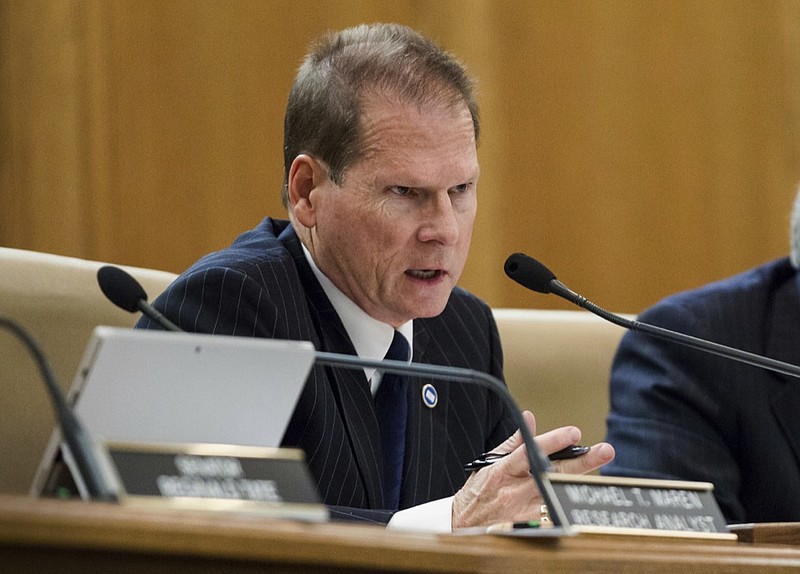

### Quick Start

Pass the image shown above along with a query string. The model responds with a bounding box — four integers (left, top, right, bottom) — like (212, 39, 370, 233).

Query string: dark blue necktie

(374, 330, 410, 510)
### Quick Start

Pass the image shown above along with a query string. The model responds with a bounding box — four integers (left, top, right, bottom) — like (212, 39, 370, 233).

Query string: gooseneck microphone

(97, 265, 570, 527)
(310, 352, 568, 525)
(97, 266, 180, 332)
(0, 317, 117, 501)
(504, 252, 800, 380)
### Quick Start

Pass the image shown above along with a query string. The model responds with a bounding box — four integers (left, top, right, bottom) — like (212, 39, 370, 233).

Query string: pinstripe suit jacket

(604, 258, 800, 524)
(138, 218, 515, 523)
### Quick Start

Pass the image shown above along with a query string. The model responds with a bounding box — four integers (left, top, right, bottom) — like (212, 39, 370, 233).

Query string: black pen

(549, 444, 591, 461)
(463, 445, 590, 471)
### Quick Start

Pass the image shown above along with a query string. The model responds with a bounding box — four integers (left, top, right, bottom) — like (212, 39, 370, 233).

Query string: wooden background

(3, 0, 800, 314)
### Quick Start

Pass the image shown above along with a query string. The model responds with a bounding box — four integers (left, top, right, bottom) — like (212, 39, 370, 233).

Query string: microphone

(97, 265, 570, 527)
(0, 316, 117, 501)
(97, 265, 180, 332)
(311, 352, 568, 525)
(504, 252, 800, 380)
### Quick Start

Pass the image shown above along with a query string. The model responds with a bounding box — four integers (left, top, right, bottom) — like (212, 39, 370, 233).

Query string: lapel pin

(421, 383, 438, 408)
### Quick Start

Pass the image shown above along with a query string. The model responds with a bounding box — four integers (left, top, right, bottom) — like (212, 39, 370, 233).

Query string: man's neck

(300, 243, 413, 383)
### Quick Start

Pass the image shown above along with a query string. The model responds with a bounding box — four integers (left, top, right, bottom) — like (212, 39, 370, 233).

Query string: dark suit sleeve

(602, 300, 745, 523)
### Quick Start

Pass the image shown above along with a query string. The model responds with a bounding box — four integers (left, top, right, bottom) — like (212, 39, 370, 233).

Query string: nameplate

(104, 442, 328, 521)
(547, 473, 736, 540)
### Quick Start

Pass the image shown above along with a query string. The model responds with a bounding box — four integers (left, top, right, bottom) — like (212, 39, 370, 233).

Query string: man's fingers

(550, 442, 615, 474)
(491, 410, 537, 453)
(490, 420, 616, 478)
(534, 425, 582, 455)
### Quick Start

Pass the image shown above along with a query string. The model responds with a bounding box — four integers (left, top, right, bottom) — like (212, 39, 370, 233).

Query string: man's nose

(418, 192, 459, 245)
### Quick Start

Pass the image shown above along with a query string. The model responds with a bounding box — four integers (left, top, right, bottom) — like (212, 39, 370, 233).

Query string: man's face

(304, 93, 479, 327)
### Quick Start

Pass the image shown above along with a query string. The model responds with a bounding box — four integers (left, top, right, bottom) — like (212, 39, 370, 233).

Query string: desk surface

(2, 494, 800, 573)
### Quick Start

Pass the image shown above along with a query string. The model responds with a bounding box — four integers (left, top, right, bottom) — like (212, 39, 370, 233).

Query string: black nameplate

(104, 442, 327, 521)
(547, 474, 735, 540)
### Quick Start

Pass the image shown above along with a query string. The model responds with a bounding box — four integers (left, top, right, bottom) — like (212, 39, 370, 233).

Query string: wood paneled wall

(3, 0, 800, 313)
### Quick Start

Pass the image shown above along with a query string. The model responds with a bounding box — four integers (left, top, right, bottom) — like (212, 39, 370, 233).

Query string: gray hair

(791, 185, 800, 269)
(281, 23, 480, 208)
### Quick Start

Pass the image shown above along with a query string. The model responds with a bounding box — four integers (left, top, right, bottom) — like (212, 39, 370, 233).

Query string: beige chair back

(0, 248, 176, 494)
(493, 309, 628, 447)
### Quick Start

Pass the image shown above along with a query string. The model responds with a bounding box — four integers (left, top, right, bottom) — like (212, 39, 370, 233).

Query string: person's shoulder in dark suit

(136, 217, 301, 338)
(603, 257, 800, 523)
(632, 257, 795, 340)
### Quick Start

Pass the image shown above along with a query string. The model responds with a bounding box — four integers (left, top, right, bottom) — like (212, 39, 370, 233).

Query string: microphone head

(503, 253, 557, 294)
(97, 265, 148, 313)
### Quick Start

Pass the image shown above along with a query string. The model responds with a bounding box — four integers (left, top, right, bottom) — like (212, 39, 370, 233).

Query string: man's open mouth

(407, 269, 441, 279)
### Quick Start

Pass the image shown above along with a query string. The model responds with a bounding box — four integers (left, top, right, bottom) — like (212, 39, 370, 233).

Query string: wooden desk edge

(2, 495, 800, 573)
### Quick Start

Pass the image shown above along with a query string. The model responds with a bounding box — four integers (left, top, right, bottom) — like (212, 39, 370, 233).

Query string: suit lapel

(279, 227, 385, 508)
(401, 321, 450, 507)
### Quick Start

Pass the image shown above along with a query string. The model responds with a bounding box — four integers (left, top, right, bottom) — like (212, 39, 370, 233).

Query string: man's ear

(288, 154, 327, 228)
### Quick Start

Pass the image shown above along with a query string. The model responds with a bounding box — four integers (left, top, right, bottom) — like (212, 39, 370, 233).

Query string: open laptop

(31, 326, 316, 497)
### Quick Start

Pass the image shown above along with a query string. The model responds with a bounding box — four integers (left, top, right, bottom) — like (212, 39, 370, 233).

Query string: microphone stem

(136, 300, 181, 332)
(634, 321, 800, 379)
(551, 278, 800, 379)
(550, 280, 631, 329)
(0, 316, 117, 501)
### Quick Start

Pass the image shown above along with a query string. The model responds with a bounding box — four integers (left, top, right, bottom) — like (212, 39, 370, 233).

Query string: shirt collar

(301, 244, 413, 383)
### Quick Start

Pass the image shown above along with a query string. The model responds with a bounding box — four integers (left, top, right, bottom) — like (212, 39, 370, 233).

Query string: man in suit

(604, 187, 800, 524)
(140, 23, 614, 530)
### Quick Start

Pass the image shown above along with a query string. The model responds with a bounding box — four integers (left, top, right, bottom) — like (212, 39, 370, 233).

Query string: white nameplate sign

(547, 473, 736, 540)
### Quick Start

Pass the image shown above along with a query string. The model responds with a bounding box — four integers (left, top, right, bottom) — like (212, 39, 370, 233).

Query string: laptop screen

(32, 326, 316, 496)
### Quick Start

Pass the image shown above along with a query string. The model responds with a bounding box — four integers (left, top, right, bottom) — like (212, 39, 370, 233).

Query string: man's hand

(451, 410, 615, 529)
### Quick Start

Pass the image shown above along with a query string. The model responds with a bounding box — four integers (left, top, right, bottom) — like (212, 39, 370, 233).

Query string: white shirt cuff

(386, 496, 453, 532)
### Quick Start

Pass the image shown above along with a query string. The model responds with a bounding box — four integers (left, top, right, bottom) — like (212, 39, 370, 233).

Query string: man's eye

(390, 186, 411, 196)
(451, 183, 471, 194)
